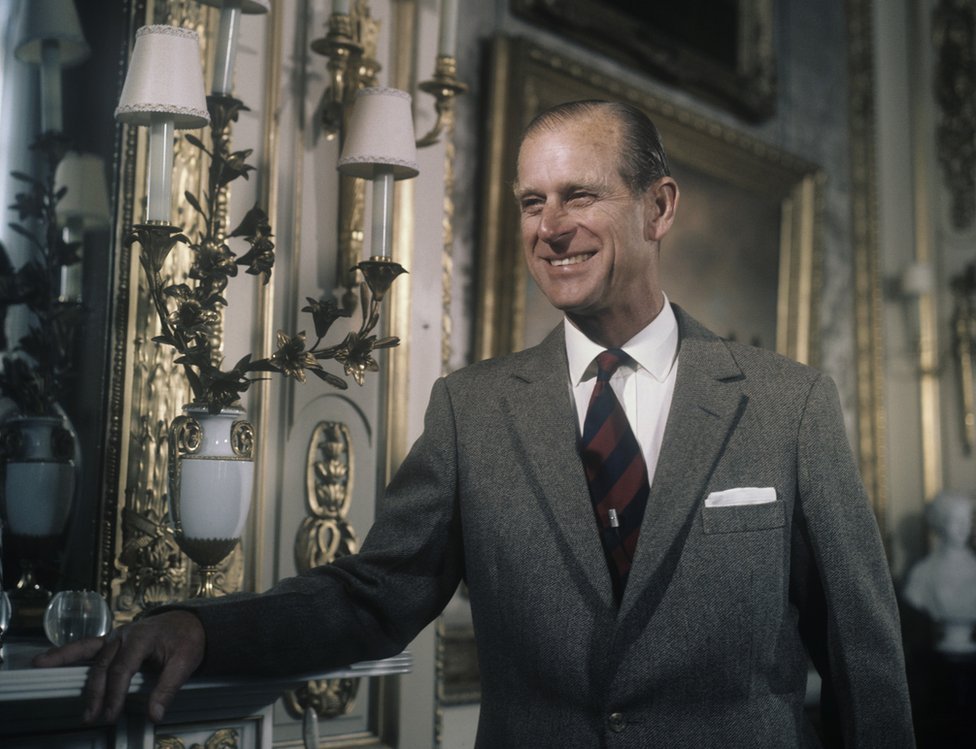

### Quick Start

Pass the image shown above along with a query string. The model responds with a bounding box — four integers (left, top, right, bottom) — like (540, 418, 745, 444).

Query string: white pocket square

(704, 487, 777, 508)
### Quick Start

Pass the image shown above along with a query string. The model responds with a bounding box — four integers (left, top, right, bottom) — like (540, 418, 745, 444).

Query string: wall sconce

(894, 261, 936, 360)
(53, 153, 111, 303)
(311, 1, 378, 140)
(312, 0, 466, 145)
(14, 0, 91, 135)
(338, 88, 419, 256)
(417, 0, 467, 148)
(337, 86, 417, 303)
(312, 0, 466, 310)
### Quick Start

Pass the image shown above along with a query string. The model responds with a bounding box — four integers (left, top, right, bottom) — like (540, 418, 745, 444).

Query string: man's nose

(538, 202, 575, 245)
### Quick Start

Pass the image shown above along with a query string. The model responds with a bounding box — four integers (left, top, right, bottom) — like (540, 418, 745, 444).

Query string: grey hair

(519, 100, 671, 194)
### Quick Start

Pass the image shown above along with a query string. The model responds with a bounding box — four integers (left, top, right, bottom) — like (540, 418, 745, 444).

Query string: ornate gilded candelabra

(115, 19, 412, 600)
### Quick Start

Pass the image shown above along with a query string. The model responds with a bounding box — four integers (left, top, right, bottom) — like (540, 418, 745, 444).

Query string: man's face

(516, 114, 668, 334)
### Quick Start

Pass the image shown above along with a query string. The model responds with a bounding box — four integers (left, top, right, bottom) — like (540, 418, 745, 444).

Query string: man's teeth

(549, 253, 594, 267)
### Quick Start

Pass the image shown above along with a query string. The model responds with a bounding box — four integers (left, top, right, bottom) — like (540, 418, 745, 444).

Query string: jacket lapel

(618, 306, 747, 623)
(502, 326, 616, 608)
(500, 308, 748, 619)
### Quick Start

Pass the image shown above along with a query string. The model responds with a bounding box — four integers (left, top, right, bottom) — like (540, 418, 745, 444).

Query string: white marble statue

(904, 491, 976, 654)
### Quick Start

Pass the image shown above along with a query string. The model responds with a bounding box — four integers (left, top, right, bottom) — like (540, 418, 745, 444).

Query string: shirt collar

(565, 296, 679, 386)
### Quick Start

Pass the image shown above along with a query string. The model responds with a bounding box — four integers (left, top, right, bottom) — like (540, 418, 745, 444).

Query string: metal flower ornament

(131, 95, 406, 415)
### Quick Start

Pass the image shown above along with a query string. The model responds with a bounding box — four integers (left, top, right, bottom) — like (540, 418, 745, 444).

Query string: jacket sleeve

(792, 373, 915, 747)
(175, 377, 464, 676)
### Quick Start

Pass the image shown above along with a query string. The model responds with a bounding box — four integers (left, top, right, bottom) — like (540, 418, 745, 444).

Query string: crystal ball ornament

(42, 590, 111, 646)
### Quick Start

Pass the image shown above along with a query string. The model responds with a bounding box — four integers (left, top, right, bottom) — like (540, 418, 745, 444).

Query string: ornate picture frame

(475, 36, 823, 367)
(510, 0, 776, 122)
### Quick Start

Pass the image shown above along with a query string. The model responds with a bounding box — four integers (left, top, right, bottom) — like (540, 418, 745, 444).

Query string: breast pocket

(701, 500, 786, 534)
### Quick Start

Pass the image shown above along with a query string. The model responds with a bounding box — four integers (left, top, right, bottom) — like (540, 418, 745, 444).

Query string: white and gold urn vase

(168, 405, 254, 597)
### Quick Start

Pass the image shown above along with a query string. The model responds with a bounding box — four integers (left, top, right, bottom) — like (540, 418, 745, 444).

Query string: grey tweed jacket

(187, 305, 915, 748)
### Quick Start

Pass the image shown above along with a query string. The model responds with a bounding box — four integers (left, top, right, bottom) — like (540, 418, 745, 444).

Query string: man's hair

(520, 100, 671, 194)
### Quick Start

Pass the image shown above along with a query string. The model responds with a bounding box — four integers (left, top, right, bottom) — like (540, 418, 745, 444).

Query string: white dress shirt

(565, 299, 679, 489)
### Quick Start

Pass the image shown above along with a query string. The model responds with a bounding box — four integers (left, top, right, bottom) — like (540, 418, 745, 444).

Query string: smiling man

(37, 100, 914, 748)
(516, 102, 675, 349)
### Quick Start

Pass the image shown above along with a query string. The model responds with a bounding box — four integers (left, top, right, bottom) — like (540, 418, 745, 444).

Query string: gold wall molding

(384, 0, 416, 482)
(246, 0, 284, 594)
(951, 267, 976, 451)
(155, 727, 239, 749)
(439, 107, 458, 377)
(293, 421, 358, 570)
(285, 421, 360, 723)
(914, 0, 944, 500)
(98, 15, 142, 605)
(433, 57, 462, 749)
(933, 0, 976, 229)
(846, 0, 891, 526)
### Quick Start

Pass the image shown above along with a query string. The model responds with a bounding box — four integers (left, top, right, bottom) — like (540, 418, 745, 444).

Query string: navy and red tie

(580, 349, 650, 604)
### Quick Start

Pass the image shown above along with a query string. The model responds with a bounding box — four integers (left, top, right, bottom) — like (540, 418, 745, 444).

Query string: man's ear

(643, 176, 679, 242)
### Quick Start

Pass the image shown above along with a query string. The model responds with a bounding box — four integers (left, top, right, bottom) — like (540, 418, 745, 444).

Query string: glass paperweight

(43, 590, 111, 647)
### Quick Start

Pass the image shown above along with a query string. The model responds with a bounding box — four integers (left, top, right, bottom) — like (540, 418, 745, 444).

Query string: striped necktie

(580, 349, 650, 603)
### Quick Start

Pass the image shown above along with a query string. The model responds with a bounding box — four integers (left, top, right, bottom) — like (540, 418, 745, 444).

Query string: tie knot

(595, 349, 629, 381)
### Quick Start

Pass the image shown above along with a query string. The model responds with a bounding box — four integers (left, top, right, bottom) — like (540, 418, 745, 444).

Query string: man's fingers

(148, 662, 194, 723)
(32, 636, 107, 668)
(35, 610, 205, 725)
(147, 612, 206, 723)
(80, 635, 123, 723)
(98, 628, 155, 723)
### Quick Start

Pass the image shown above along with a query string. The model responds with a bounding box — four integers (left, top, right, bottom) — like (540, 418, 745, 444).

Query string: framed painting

(475, 35, 823, 367)
(510, 0, 776, 122)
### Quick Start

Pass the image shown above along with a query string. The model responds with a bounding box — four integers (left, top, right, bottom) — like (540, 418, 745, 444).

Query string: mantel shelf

(0, 640, 412, 746)
(0, 638, 411, 706)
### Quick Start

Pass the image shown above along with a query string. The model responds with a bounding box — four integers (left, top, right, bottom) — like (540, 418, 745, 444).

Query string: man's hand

(32, 609, 205, 724)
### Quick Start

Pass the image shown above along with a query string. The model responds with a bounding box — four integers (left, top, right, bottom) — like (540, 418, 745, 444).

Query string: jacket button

(608, 712, 626, 732)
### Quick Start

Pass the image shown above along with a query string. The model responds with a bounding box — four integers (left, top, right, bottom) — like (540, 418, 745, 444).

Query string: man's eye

(568, 192, 594, 204)
(520, 199, 543, 214)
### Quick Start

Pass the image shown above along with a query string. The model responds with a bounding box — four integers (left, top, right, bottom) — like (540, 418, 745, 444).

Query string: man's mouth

(548, 252, 594, 267)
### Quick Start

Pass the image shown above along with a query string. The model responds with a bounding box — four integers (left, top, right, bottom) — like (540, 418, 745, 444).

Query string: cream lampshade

(55, 153, 111, 231)
(338, 88, 418, 260)
(338, 88, 419, 180)
(15, 0, 90, 134)
(115, 25, 210, 129)
(14, 0, 90, 65)
(115, 25, 209, 223)
(54, 152, 111, 302)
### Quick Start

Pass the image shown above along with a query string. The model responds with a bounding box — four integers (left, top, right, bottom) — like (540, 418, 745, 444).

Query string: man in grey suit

(38, 100, 915, 747)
